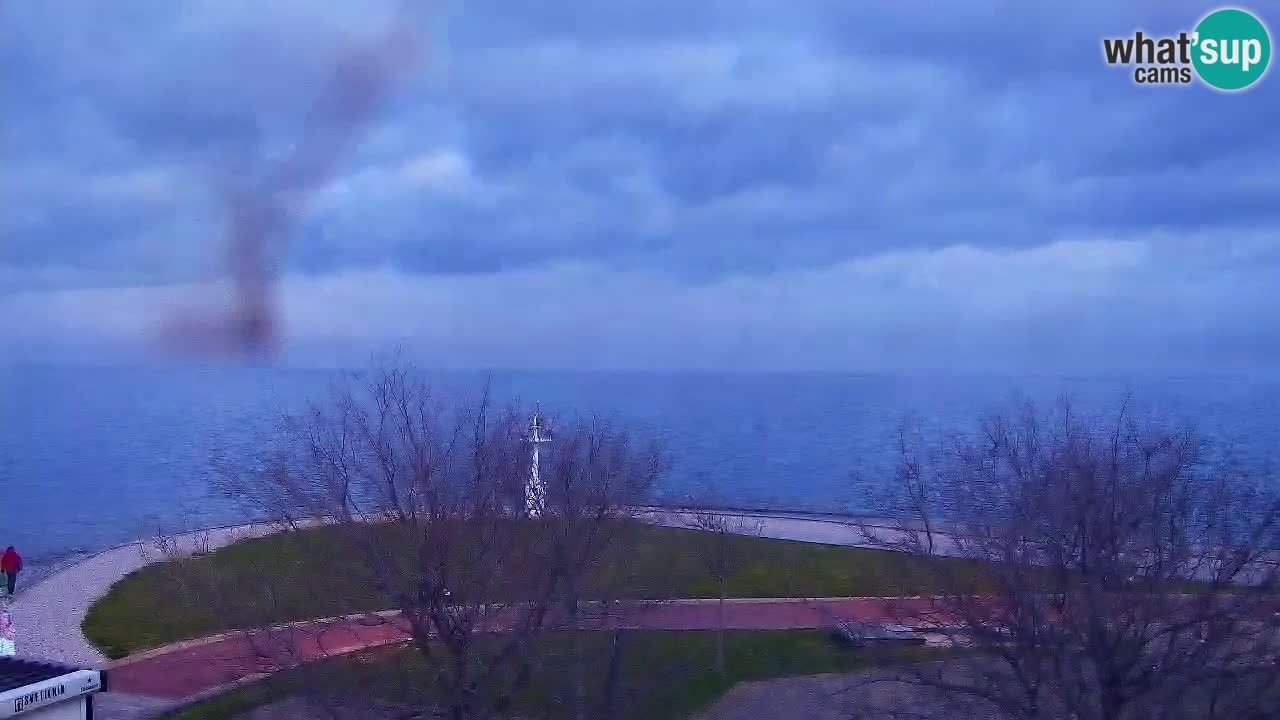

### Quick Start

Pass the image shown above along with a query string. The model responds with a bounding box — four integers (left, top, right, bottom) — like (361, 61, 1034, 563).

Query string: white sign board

(0, 670, 101, 720)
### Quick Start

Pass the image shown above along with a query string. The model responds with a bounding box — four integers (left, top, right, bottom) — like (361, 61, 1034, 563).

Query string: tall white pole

(525, 404, 550, 517)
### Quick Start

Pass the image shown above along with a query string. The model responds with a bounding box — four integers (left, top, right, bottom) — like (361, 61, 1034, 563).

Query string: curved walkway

(10, 509, 934, 668)
(8, 522, 299, 666)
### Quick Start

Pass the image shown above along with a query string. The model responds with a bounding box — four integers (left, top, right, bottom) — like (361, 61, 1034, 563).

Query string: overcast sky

(1, 1, 1277, 373)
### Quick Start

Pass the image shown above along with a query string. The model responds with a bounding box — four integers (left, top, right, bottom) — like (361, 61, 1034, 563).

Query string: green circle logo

(1192, 8, 1271, 91)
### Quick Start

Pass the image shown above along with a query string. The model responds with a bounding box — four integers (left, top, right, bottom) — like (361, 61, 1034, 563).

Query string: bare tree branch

(197, 357, 667, 719)
(852, 396, 1280, 720)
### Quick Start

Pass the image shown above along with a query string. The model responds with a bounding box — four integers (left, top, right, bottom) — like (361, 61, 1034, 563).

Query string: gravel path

(7, 522, 289, 667)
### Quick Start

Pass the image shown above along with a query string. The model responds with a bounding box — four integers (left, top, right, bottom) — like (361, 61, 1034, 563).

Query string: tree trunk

(601, 629, 627, 720)
(449, 651, 470, 720)
(570, 594, 586, 720)
(716, 577, 727, 676)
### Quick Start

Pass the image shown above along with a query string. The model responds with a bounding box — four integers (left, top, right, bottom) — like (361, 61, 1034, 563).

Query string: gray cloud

(4, 235, 1276, 372)
(1, 1, 1277, 371)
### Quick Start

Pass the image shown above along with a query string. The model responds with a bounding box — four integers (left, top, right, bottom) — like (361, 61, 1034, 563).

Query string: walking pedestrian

(1, 547, 20, 596)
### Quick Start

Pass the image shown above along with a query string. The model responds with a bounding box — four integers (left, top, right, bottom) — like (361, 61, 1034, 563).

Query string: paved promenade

(105, 597, 930, 700)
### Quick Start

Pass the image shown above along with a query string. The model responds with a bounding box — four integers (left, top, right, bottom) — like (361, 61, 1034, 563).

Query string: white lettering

(1201, 38, 1220, 64)
(1242, 39, 1262, 72)
(1221, 38, 1240, 65)
(12, 684, 66, 712)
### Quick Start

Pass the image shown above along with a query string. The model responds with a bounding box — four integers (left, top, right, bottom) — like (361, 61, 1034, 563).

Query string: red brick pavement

(107, 597, 938, 700)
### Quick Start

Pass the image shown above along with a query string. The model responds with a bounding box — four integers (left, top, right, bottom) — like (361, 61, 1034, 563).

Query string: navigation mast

(525, 402, 552, 517)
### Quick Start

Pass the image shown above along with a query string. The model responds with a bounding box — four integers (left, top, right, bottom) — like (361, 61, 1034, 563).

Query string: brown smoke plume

(159, 6, 422, 360)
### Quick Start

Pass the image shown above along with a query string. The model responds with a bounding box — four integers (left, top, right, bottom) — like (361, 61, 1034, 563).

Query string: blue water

(3, 365, 1279, 569)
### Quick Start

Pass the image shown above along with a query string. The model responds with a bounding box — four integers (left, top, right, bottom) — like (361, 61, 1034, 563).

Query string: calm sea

(3, 365, 1279, 573)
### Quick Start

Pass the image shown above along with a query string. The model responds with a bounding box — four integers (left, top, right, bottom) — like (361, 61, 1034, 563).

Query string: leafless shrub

(150, 527, 183, 562)
(192, 529, 213, 557)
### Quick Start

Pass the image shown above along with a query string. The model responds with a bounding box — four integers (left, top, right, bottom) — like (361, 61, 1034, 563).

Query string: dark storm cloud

(1, 0, 1277, 370)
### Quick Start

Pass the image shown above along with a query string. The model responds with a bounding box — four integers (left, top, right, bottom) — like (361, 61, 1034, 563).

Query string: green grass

(85, 522, 977, 658)
(163, 630, 947, 720)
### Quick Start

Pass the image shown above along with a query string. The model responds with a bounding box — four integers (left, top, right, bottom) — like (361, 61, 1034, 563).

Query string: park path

(104, 597, 935, 701)
(8, 521, 306, 666)
(12, 509, 933, 668)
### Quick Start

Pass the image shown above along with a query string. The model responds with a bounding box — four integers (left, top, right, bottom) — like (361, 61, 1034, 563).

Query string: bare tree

(849, 397, 1280, 720)
(686, 489, 764, 676)
(204, 359, 665, 719)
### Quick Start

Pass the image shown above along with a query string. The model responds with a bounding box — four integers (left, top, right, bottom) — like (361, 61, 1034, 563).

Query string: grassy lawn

(85, 522, 975, 658)
(163, 629, 945, 720)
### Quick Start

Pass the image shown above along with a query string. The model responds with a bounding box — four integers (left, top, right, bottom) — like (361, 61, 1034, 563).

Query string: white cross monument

(525, 403, 552, 517)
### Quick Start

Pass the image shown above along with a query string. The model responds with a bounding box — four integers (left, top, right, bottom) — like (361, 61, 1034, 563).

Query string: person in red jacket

(1, 547, 20, 596)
